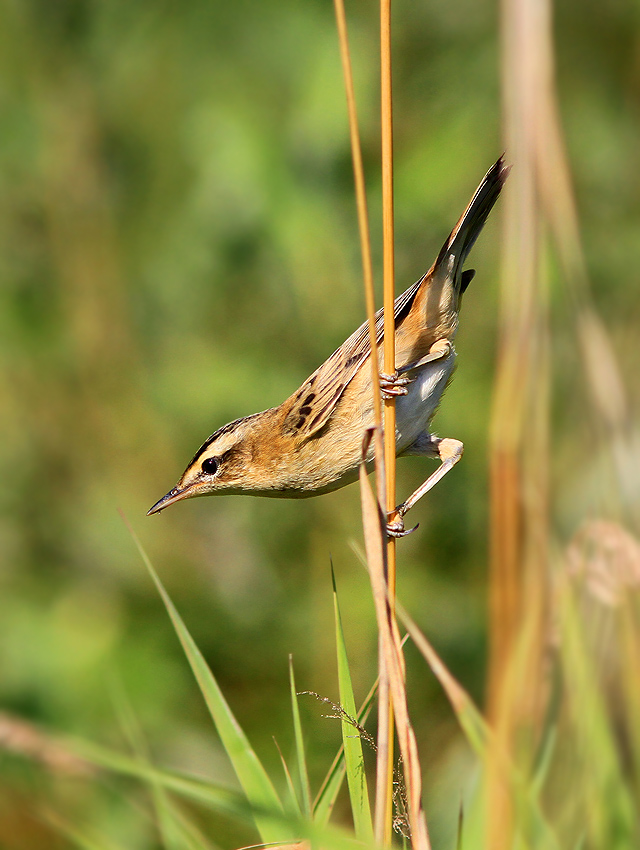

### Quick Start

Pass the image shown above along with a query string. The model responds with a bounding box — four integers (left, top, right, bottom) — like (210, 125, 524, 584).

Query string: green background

(1, 0, 639, 847)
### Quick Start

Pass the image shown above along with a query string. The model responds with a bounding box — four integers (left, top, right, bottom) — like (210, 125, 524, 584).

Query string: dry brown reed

(360, 433, 430, 850)
(379, 0, 399, 844)
(333, 0, 426, 845)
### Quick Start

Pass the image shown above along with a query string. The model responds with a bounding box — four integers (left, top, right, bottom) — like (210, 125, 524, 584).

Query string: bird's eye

(201, 457, 219, 475)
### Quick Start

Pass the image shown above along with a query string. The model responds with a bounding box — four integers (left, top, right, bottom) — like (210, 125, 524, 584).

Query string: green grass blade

(123, 518, 292, 845)
(313, 650, 385, 824)
(289, 655, 312, 817)
(332, 568, 373, 843)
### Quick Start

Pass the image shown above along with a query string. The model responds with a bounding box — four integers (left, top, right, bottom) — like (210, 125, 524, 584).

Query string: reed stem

(379, 0, 397, 845)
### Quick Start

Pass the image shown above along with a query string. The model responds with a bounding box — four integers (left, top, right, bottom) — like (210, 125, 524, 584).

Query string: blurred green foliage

(1, 0, 639, 847)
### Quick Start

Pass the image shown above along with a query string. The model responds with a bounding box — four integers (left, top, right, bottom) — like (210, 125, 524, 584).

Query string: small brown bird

(148, 157, 508, 535)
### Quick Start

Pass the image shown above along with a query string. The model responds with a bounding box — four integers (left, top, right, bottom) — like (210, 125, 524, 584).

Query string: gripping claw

(380, 371, 410, 399)
(386, 515, 419, 538)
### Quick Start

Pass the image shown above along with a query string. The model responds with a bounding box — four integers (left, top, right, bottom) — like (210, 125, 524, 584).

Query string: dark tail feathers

(434, 155, 510, 289)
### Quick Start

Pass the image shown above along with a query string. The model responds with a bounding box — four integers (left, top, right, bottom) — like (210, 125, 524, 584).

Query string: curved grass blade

(313, 639, 408, 825)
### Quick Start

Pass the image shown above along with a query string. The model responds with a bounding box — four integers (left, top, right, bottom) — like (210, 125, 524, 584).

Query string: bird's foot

(386, 507, 419, 538)
(380, 371, 410, 399)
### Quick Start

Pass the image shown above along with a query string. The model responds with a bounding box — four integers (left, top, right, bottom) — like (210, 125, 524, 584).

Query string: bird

(148, 156, 508, 536)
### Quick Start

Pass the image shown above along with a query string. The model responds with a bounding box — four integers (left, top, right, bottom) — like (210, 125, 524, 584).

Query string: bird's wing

(283, 277, 423, 439)
(284, 155, 508, 441)
(284, 157, 509, 440)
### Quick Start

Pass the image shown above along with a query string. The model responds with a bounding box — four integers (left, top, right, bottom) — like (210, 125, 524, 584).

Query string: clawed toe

(386, 522, 419, 538)
(381, 387, 409, 399)
(380, 372, 410, 398)
(386, 512, 419, 539)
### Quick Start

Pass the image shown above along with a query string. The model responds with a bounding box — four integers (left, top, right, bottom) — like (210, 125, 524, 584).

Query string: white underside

(394, 349, 456, 453)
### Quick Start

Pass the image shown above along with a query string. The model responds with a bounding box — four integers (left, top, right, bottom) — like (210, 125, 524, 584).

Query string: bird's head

(147, 412, 268, 515)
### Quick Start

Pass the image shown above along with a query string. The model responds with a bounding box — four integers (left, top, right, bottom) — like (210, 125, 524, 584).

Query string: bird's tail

(433, 155, 510, 293)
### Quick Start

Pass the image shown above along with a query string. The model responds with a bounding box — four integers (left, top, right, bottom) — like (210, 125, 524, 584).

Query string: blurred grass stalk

(491, 0, 637, 845)
(490, 3, 551, 847)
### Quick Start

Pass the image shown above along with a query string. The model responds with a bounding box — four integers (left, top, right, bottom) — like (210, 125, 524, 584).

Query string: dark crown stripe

(187, 412, 262, 467)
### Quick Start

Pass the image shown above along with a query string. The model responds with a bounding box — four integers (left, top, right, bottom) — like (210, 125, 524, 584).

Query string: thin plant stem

(381, 1, 397, 533)
(378, 0, 397, 845)
(332, 0, 383, 440)
(333, 0, 390, 839)
(360, 435, 432, 850)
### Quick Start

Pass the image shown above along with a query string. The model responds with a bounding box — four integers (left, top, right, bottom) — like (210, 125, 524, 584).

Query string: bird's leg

(379, 339, 452, 400)
(397, 339, 453, 375)
(386, 436, 464, 538)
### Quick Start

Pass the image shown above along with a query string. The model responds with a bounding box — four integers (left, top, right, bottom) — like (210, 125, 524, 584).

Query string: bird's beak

(147, 486, 189, 516)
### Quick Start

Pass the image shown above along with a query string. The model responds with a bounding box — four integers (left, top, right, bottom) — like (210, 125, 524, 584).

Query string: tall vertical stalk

(377, 0, 397, 845)
(334, 4, 431, 846)
(332, 0, 383, 444)
(332, 2, 390, 840)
